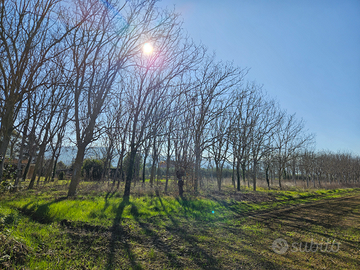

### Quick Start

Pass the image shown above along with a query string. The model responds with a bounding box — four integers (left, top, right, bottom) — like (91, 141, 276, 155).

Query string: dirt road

(247, 195, 360, 269)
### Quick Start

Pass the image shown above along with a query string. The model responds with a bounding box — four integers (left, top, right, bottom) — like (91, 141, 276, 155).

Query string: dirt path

(249, 194, 360, 219)
(246, 195, 360, 269)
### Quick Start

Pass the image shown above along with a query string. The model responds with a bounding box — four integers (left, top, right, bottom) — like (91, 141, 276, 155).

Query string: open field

(1, 180, 360, 269)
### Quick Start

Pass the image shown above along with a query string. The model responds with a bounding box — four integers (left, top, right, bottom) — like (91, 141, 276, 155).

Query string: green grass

(3, 193, 230, 227)
(1, 182, 359, 269)
(1, 202, 111, 269)
(2, 185, 359, 227)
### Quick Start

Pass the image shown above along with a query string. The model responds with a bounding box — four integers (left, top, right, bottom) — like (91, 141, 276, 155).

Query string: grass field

(1, 180, 359, 269)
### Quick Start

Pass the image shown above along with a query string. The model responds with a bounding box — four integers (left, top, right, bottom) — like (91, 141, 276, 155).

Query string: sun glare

(143, 43, 153, 54)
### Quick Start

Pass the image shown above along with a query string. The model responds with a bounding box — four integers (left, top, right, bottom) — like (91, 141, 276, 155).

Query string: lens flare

(99, 0, 129, 32)
(143, 43, 153, 54)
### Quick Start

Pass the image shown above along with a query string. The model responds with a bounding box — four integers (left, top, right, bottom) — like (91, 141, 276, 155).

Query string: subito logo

(272, 238, 289, 254)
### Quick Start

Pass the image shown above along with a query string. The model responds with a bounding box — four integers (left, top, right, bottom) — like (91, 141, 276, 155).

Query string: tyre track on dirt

(243, 193, 360, 220)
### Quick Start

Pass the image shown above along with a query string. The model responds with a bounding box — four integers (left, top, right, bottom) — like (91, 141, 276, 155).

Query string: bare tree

(250, 95, 282, 191)
(122, 37, 201, 199)
(230, 85, 258, 191)
(111, 93, 131, 188)
(274, 113, 314, 188)
(28, 83, 71, 189)
(173, 98, 194, 197)
(66, 0, 169, 196)
(209, 104, 233, 191)
(163, 109, 175, 193)
(262, 147, 277, 189)
(0, 0, 81, 180)
(190, 56, 246, 193)
(300, 150, 315, 188)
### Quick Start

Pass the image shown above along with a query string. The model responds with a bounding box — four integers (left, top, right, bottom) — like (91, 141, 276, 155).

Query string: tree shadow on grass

(106, 199, 142, 270)
(102, 190, 117, 214)
(158, 195, 222, 270)
(171, 196, 290, 269)
(19, 196, 68, 224)
(174, 196, 215, 221)
(129, 202, 184, 269)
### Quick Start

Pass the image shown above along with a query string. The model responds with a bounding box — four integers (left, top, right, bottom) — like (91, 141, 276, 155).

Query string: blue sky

(158, 0, 360, 155)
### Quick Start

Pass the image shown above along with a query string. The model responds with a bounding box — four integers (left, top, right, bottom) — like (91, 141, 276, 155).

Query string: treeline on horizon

(0, 0, 359, 198)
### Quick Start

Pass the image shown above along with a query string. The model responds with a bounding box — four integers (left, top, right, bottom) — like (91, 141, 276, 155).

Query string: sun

(143, 43, 153, 54)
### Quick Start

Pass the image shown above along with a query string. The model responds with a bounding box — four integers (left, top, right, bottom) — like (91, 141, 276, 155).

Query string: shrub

(0, 234, 30, 268)
(58, 171, 65, 180)
(1, 161, 15, 193)
(82, 159, 104, 181)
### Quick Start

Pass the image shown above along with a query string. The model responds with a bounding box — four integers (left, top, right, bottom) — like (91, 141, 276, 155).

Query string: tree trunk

(236, 158, 241, 191)
(114, 146, 125, 188)
(0, 104, 15, 181)
(164, 139, 171, 193)
(28, 141, 47, 189)
(247, 162, 250, 188)
(216, 162, 222, 191)
(102, 141, 113, 181)
(292, 166, 296, 186)
(67, 143, 87, 197)
(52, 153, 60, 182)
(22, 155, 32, 182)
(194, 141, 201, 193)
(14, 117, 29, 191)
(156, 162, 160, 185)
(313, 174, 316, 188)
(150, 162, 156, 187)
(0, 132, 11, 181)
(149, 139, 157, 188)
(143, 150, 148, 184)
(232, 156, 236, 188)
(278, 168, 282, 188)
(29, 120, 52, 189)
(36, 154, 45, 186)
(306, 173, 309, 188)
(252, 159, 257, 191)
(45, 156, 55, 182)
(123, 146, 137, 200)
(176, 168, 185, 198)
(241, 162, 246, 187)
(265, 165, 270, 189)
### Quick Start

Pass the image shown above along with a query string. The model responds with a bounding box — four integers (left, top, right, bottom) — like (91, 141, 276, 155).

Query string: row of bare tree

(264, 151, 360, 189)
(1, 0, 357, 198)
